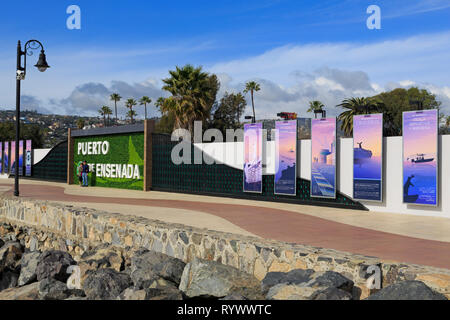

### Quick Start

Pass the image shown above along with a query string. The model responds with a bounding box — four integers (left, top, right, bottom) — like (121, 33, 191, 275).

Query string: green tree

(126, 109, 137, 123)
(307, 100, 325, 118)
(110, 93, 122, 123)
(76, 118, 85, 129)
(243, 81, 260, 122)
(0, 122, 46, 148)
(372, 87, 441, 136)
(209, 92, 247, 134)
(98, 106, 112, 127)
(336, 97, 382, 136)
(161, 64, 219, 135)
(139, 96, 152, 120)
(125, 98, 138, 123)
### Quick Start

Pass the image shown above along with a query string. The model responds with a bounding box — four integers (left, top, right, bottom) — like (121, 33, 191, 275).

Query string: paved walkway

(1, 179, 450, 269)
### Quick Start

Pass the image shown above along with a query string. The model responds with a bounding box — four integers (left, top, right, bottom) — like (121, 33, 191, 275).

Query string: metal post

(14, 41, 21, 197)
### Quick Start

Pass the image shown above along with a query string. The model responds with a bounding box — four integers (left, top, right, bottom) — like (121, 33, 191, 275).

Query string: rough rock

(0, 282, 40, 300)
(78, 245, 124, 285)
(18, 251, 41, 286)
(38, 278, 72, 300)
(266, 271, 354, 300)
(261, 269, 315, 293)
(129, 250, 185, 288)
(179, 257, 263, 299)
(145, 286, 184, 300)
(219, 294, 248, 300)
(0, 238, 4, 248)
(0, 241, 23, 272)
(366, 281, 448, 300)
(0, 270, 19, 291)
(312, 287, 353, 300)
(118, 288, 147, 300)
(36, 250, 76, 282)
(83, 268, 132, 300)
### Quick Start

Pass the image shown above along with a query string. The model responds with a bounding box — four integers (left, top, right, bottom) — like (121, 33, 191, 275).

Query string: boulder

(129, 250, 185, 288)
(38, 278, 72, 300)
(312, 287, 353, 300)
(78, 245, 124, 286)
(0, 238, 4, 248)
(179, 257, 263, 299)
(145, 286, 184, 300)
(305, 271, 354, 293)
(219, 294, 248, 300)
(266, 271, 354, 300)
(261, 269, 315, 293)
(83, 268, 132, 300)
(36, 250, 76, 282)
(0, 282, 40, 300)
(18, 251, 41, 286)
(0, 270, 19, 291)
(118, 288, 147, 300)
(366, 281, 447, 300)
(0, 241, 23, 272)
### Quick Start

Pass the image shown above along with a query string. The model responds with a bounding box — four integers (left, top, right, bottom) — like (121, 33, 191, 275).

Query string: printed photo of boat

(403, 110, 438, 206)
(311, 118, 336, 198)
(353, 114, 383, 201)
(243, 123, 263, 193)
(275, 120, 297, 196)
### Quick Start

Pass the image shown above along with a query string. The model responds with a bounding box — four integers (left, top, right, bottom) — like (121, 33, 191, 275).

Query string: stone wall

(0, 196, 449, 299)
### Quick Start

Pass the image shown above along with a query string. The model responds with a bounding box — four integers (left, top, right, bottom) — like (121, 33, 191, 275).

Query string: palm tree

(110, 93, 122, 123)
(76, 118, 85, 130)
(445, 115, 450, 134)
(162, 64, 216, 134)
(98, 106, 112, 127)
(243, 81, 261, 122)
(125, 98, 138, 123)
(336, 97, 382, 136)
(104, 106, 113, 126)
(126, 110, 137, 123)
(307, 101, 325, 118)
(139, 96, 152, 120)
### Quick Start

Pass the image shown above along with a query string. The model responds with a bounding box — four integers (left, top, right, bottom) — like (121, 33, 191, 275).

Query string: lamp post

(14, 40, 50, 196)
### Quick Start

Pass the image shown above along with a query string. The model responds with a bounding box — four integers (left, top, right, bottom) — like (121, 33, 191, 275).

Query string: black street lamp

(15, 40, 50, 196)
(245, 115, 256, 123)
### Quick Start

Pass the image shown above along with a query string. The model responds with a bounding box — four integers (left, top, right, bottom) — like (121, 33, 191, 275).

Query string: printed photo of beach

(275, 120, 297, 196)
(311, 118, 336, 198)
(403, 110, 438, 206)
(353, 114, 383, 201)
(243, 123, 263, 193)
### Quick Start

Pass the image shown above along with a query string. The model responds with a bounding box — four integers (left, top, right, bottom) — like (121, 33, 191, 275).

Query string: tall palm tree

(110, 93, 122, 123)
(98, 106, 111, 126)
(336, 97, 382, 136)
(125, 98, 138, 123)
(243, 81, 261, 122)
(76, 118, 85, 130)
(104, 106, 113, 126)
(126, 110, 137, 123)
(162, 64, 216, 135)
(139, 96, 152, 120)
(307, 101, 325, 118)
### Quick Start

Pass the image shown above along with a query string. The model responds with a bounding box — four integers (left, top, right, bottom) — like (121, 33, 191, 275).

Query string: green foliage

(372, 87, 441, 136)
(73, 133, 144, 190)
(336, 87, 442, 136)
(0, 122, 46, 148)
(307, 100, 324, 113)
(161, 64, 219, 135)
(243, 81, 261, 121)
(336, 97, 383, 136)
(208, 92, 247, 134)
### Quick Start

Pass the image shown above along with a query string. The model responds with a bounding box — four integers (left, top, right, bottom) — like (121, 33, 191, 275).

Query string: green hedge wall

(73, 133, 144, 190)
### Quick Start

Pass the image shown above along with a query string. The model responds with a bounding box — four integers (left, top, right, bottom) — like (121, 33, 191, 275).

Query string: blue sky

(0, 0, 449, 119)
